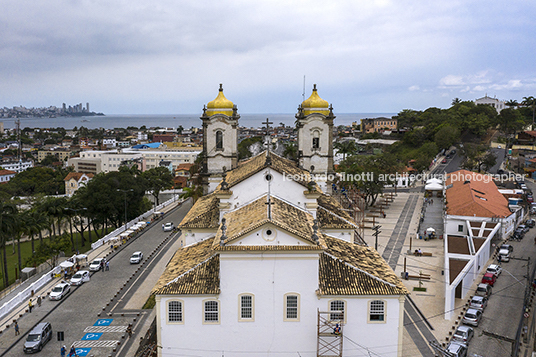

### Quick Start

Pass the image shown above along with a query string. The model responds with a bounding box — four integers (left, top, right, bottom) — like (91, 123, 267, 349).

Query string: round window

(262, 228, 276, 241)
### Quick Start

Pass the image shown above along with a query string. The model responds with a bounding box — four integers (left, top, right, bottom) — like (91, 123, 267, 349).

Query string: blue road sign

(81, 333, 102, 340)
(75, 348, 91, 356)
(94, 319, 113, 326)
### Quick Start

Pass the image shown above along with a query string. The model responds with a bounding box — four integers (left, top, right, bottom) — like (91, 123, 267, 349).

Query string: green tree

(434, 125, 459, 151)
(142, 167, 174, 207)
(238, 137, 263, 160)
(0, 200, 17, 288)
(25, 234, 71, 270)
(282, 142, 297, 161)
(334, 140, 358, 160)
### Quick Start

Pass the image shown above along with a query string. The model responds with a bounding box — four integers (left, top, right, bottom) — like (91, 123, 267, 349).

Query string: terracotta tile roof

(221, 151, 314, 190)
(317, 194, 358, 229)
(152, 239, 219, 295)
(178, 193, 220, 229)
(446, 170, 512, 218)
(319, 236, 408, 295)
(154, 234, 407, 296)
(214, 195, 321, 247)
(63, 172, 94, 181)
(175, 163, 193, 172)
(0, 169, 16, 176)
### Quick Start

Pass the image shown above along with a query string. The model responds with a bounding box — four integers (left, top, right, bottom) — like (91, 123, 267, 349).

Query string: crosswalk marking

(84, 325, 128, 333)
(73, 340, 120, 348)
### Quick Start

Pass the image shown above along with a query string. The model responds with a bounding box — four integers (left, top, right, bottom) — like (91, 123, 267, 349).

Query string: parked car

(130, 251, 143, 264)
(486, 264, 502, 277)
(442, 158, 448, 164)
(513, 231, 523, 240)
(518, 224, 529, 233)
(452, 325, 474, 345)
(49, 282, 70, 300)
(446, 341, 468, 357)
(89, 258, 105, 272)
(469, 295, 488, 311)
(163, 222, 174, 232)
(500, 244, 513, 253)
(462, 308, 482, 326)
(514, 228, 525, 237)
(23, 322, 52, 353)
(527, 196, 534, 204)
(70, 270, 90, 285)
(475, 283, 492, 298)
(526, 219, 536, 228)
(481, 272, 497, 286)
(498, 248, 510, 262)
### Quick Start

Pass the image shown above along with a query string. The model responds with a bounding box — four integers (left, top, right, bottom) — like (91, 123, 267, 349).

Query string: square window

(330, 300, 345, 321)
(458, 225, 464, 232)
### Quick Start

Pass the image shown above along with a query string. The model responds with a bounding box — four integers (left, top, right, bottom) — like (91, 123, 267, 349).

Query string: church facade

(152, 85, 408, 357)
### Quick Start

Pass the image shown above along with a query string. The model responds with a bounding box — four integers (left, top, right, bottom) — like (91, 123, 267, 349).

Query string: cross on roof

(265, 195, 274, 220)
(262, 118, 273, 135)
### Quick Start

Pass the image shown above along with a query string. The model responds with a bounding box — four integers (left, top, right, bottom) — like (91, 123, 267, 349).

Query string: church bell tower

(296, 84, 335, 193)
(200, 84, 239, 194)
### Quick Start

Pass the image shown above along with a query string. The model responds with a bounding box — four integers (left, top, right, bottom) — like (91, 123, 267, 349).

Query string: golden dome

(301, 84, 329, 115)
(206, 84, 234, 116)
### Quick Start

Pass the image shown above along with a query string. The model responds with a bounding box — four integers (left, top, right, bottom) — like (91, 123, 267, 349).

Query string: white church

(152, 85, 408, 357)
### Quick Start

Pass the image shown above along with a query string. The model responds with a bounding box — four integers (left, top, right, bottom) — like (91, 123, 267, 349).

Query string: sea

(1, 113, 396, 130)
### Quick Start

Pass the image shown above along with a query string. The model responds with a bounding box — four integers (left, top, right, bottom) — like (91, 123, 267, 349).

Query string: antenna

(302, 75, 306, 102)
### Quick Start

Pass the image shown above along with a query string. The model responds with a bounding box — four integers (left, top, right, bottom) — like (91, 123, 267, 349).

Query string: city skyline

(1, 0, 535, 115)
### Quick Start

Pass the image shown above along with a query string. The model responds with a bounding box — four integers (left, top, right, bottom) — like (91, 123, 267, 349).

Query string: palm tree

(522, 96, 536, 125)
(179, 186, 203, 203)
(0, 200, 17, 288)
(505, 99, 519, 108)
(282, 142, 297, 161)
(451, 98, 462, 106)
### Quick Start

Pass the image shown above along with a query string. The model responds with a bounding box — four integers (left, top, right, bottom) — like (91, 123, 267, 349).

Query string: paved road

(0, 200, 192, 357)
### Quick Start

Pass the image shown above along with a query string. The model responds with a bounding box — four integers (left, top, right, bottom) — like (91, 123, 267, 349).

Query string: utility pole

(429, 340, 455, 357)
(372, 225, 381, 250)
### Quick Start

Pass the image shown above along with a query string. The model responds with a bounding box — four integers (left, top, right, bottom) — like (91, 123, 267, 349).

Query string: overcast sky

(1, 0, 535, 115)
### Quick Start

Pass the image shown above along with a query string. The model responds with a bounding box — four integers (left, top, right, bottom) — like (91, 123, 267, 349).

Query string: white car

(130, 251, 143, 264)
(49, 282, 71, 300)
(486, 264, 502, 277)
(498, 248, 510, 262)
(163, 222, 174, 232)
(89, 258, 105, 272)
(70, 270, 90, 285)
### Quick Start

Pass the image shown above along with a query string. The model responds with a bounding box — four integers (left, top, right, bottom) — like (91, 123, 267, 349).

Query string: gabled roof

(178, 193, 220, 229)
(151, 239, 219, 295)
(0, 169, 16, 176)
(175, 163, 193, 172)
(214, 195, 322, 249)
(63, 172, 94, 182)
(446, 170, 512, 218)
(317, 194, 358, 229)
(221, 151, 314, 190)
(152, 234, 407, 296)
(320, 236, 408, 295)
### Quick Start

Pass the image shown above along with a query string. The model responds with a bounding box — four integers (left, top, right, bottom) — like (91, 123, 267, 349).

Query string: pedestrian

(14, 321, 19, 336)
(162, 223, 164, 231)
(37, 295, 41, 307)
(69, 345, 77, 357)
(101, 260, 105, 272)
(106, 261, 110, 271)
(28, 299, 33, 313)
(126, 324, 132, 338)
(61, 345, 67, 357)
(431, 198, 434, 204)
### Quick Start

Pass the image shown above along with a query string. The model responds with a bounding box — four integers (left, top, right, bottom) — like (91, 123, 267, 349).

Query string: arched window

(312, 130, 320, 149)
(329, 300, 345, 322)
(216, 130, 223, 150)
(167, 300, 183, 323)
(284, 293, 300, 321)
(204, 300, 220, 323)
(369, 300, 385, 322)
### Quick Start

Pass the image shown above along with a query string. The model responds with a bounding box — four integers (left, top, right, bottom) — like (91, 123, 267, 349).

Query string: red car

(481, 272, 497, 286)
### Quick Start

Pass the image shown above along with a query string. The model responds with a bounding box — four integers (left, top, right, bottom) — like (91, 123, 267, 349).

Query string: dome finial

(219, 83, 223, 92)
(313, 84, 317, 91)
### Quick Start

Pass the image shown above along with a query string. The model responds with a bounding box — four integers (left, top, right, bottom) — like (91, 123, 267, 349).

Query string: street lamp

(117, 189, 133, 230)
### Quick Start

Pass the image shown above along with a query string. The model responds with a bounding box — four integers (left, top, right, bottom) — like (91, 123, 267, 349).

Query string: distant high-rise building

(86, 102, 89, 112)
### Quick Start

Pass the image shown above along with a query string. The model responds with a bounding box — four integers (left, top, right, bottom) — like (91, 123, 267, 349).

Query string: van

(475, 283, 492, 298)
(23, 322, 52, 353)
